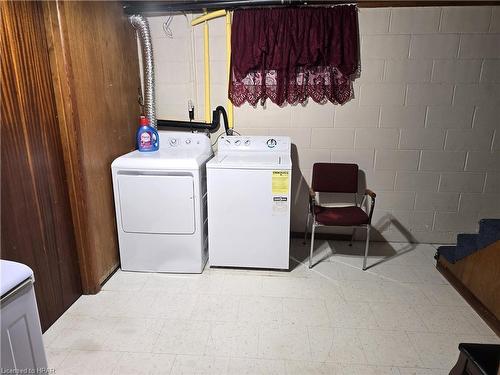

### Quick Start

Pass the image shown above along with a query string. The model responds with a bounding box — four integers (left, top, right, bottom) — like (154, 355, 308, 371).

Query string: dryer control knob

(185, 138, 191, 144)
(267, 138, 277, 148)
(234, 139, 241, 146)
(169, 138, 178, 146)
(225, 139, 231, 144)
(244, 140, 251, 146)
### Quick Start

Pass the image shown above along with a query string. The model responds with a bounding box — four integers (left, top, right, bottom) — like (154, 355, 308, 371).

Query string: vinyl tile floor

(43, 240, 499, 374)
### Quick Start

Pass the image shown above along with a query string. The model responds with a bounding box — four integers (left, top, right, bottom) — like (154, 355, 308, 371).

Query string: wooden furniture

(1, 1, 139, 329)
(437, 240, 500, 336)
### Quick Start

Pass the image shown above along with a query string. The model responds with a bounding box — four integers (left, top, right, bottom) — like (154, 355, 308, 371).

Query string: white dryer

(111, 131, 212, 273)
(207, 135, 292, 270)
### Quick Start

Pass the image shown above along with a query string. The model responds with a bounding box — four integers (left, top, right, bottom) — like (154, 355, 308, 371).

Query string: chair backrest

(311, 163, 358, 193)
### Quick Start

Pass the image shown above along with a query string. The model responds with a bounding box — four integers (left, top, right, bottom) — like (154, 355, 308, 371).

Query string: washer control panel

(218, 135, 290, 153)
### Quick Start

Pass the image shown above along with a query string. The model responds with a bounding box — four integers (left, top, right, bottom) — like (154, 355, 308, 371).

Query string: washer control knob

(169, 138, 178, 146)
(234, 139, 241, 146)
(225, 138, 231, 144)
(185, 138, 191, 144)
(267, 138, 277, 148)
(244, 140, 251, 146)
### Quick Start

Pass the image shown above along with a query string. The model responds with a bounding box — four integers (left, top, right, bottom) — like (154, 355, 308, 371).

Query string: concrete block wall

(148, 6, 500, 243)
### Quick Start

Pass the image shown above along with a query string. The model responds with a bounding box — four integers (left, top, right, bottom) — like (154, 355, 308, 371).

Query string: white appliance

(111, 131, 212, 273)
(1, 260, 47, 371)
(207, 135, 292, 269)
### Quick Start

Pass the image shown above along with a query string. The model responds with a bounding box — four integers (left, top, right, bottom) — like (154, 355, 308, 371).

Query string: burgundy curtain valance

(229, 5, 359, 107)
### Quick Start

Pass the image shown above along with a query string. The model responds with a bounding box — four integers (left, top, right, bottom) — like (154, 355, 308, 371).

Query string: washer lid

(207, 153, 292, 169)
(1, 260, 33, 297)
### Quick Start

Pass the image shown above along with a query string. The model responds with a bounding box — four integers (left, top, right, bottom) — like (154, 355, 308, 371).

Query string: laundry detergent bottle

(136, 116, 159, 152)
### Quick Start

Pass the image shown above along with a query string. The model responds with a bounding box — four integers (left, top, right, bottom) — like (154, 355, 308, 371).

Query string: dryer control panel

(218, 136, 291, 154)
(158, 131, 211, 150)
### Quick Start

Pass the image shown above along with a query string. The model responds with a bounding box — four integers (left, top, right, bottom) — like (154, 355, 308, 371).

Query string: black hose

(216, 106, 232, 136)
(157, 118, 219, 132)
(156, 105, 232, 135)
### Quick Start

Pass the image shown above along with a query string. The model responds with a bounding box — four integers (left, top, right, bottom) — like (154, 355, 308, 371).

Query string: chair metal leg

(349, 227, 357, 246)
(362, 225, 370, 271)
(303, 213, 311, 245)
(309, 223, 316, 269)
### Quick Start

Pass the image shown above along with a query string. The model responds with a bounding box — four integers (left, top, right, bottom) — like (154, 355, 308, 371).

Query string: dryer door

(117, 174, 195, 234)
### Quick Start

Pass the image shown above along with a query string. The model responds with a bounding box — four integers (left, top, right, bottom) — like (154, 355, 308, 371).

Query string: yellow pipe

(203, 15, 211, 123)
(191, 9, 226, 26)
(226, 11, 233, 129)
(192, 9, 232, 125)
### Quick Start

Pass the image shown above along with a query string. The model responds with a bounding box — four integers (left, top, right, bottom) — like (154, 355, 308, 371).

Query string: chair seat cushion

(314, 205, 369, 226)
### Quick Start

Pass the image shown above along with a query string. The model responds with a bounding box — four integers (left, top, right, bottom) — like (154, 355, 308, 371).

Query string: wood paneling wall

(1, 1, 82, 331)
(2, 0, 140, 325)
(44, 1, 140, 293)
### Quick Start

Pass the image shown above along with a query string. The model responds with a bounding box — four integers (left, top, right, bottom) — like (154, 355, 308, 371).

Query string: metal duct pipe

(129, 14, 156, 129)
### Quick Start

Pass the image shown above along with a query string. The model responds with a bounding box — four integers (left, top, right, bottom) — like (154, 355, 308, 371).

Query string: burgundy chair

(305, 163, 376, 270)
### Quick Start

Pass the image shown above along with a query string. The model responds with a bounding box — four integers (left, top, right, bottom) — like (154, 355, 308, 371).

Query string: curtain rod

(122, 1, 356, 15)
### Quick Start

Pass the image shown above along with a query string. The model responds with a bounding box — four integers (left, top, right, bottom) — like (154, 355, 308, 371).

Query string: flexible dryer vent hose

(129, 14, 156, 129)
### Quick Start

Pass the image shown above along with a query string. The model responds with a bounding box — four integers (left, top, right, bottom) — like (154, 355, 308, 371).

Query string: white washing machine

(207, 135, 292, 269)
(111, 131, 212, 273)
